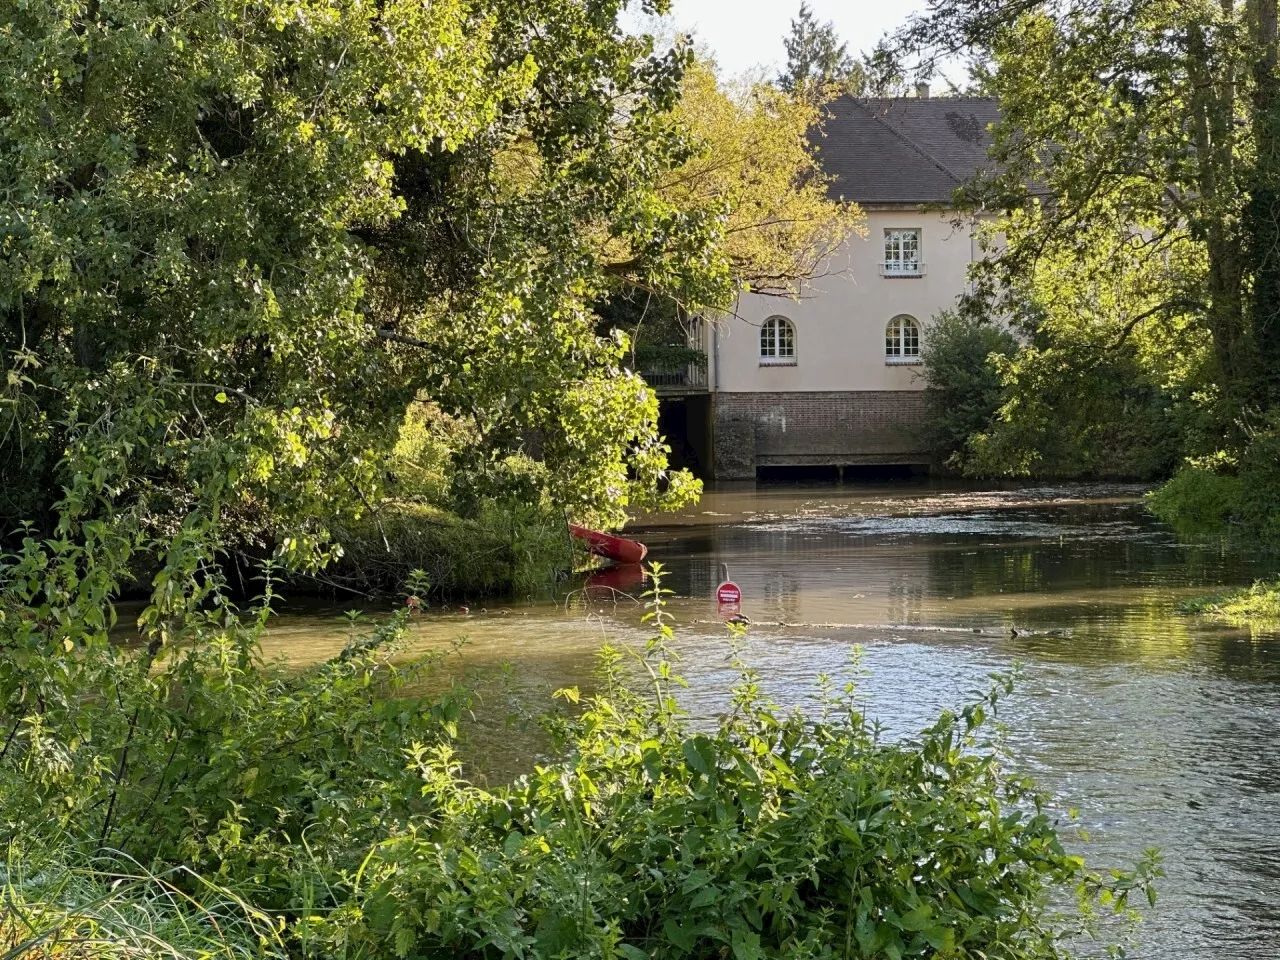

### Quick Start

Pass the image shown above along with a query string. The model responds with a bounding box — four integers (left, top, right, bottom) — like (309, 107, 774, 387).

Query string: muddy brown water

(264, 482, 1280, 958)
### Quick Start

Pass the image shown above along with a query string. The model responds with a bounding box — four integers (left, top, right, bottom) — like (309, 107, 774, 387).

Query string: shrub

(920, 310, 1019, 472)
(2, 549, 1157, 960)
(306, 586, 1159, 960)
(1146, 460, 1241, 536)
(1148, 413, 1280, 540)
(1233, 415, 1280, 539)
(324, 499, 572, 598)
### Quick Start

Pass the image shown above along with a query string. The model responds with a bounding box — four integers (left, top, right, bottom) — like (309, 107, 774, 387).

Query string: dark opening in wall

(658, 396, 713, 478)
(840, 464, 929, 482)
(756, 465, 841, 483)
(756, 463, 930, 484)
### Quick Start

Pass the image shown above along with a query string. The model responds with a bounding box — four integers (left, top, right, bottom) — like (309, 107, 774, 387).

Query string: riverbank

(299, 501, 574, 599)
(252, 482, 1280, 957)
(1184, 579, 1280, 631)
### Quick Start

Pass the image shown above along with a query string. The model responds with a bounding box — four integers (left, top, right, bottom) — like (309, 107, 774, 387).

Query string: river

(263, 482, 1280, 958)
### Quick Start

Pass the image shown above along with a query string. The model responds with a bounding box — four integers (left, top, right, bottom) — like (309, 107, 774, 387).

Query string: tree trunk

(1189, 18, 1248, 395)
(1249, 0, 1280, 402)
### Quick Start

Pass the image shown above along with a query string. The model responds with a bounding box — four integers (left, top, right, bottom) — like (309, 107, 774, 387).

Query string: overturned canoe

(569, 524, 648, 565)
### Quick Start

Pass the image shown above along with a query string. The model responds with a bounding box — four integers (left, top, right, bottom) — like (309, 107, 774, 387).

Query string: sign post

(716, 579, 742, 617)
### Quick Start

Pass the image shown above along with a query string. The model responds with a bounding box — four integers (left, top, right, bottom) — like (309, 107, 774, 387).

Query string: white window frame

(759, 315, 797, 365)
(882, 228, 925, 277)
(885, 315, 921, 364)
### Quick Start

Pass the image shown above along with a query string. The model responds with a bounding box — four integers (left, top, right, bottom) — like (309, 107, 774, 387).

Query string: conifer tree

(779, 2, 863, 94)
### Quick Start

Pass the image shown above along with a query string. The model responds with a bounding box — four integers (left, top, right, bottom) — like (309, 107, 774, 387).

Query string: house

(659, 91, 1001, 480)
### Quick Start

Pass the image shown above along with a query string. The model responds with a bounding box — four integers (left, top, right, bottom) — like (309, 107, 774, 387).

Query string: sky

(631, 0, 936, 79)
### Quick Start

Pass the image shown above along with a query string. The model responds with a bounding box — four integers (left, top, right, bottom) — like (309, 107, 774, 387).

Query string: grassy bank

(1184, 580, 1280, 631)
(311, 501, 574, 599)
(1, 571, 1160, 960)
(1, 848, 282, 960)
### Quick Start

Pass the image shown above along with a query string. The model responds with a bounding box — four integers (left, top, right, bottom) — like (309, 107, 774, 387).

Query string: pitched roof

(812, 96, 1001, 205)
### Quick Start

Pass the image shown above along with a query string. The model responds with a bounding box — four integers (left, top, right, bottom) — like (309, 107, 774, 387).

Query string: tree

(778, 2, 864, 95)
(0, 0, 752, 592)
(598, 57, 863, 401)
(862, 38, 909, 97)
(892, 0, 1280, 485)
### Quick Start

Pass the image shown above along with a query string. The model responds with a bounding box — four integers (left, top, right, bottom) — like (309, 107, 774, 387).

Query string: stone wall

(711, 391, 929, 479)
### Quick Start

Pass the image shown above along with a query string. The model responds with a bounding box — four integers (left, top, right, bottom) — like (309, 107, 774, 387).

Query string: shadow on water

(265, 481, 1280, 958)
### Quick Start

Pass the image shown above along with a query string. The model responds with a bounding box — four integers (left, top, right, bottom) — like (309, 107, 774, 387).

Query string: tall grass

(1, 848, 284, 960)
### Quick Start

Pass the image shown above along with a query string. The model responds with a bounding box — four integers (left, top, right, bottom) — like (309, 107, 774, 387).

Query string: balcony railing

(640, 361, 708, 393)
(634, 341, 709, 393)
(878, 261, 928, 277)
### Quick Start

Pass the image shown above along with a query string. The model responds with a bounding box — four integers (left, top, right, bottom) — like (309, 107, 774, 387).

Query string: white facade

(706, 208, 982, 394)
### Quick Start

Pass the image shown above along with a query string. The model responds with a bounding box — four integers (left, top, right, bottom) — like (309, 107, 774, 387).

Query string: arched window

(885, 315, 921, 363)
(760, 316, 796, 364)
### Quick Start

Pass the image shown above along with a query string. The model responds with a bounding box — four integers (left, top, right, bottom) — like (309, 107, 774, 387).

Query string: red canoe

(586, 562, 647, 591)
(569, 524, 648, 565)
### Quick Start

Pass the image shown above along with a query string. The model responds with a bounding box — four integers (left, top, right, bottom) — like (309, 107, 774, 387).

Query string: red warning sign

(716, 581, 742, 605)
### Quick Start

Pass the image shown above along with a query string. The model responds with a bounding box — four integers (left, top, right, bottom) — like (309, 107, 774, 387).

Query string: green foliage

(1147, 418, 1280, 539)
(1232, 415, 1280, 538)
(920, 309, 1018, 472)
(0, 536, 463, 894)
(965, 344, 1188, 481)
(326, 499, 572, 598)
(894, 1, 1273, 483)
(1184, 579, 1280, 630)
(779, 2, 860, 95)
(2, 845, 284, 960)
(305, 580, 1158, 960)
(1147, 462, 1242, 536)
(1, 0, 725, 577)
(1, 543, 1158, 960)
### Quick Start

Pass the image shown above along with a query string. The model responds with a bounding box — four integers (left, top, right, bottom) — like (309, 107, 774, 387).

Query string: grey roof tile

(812, 96, 1001, 204)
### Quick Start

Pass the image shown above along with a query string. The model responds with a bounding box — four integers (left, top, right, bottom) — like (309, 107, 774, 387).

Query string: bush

(325, 499, 572, 598)
(1147, 413, 1280, 540)
(1, 548, 1157, 960)
(1146, 461, 1242, 536)
(304, 590, 1158, 960)
(920, 310, 1019, 472)
(1233, 415, 1280, 538)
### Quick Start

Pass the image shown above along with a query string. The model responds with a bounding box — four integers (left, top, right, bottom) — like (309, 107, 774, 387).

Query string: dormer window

(882, 229, 924, 276)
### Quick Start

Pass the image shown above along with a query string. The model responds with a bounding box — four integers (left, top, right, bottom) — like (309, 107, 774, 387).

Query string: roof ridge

(858, 95, 999, 102)
(855, 101, 961, 188)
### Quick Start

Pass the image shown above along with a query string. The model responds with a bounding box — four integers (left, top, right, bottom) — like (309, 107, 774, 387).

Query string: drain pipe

(711, 314, 722, 393)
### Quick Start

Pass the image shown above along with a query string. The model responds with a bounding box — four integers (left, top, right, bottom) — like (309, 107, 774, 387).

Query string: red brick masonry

(712, 391, 929, 478)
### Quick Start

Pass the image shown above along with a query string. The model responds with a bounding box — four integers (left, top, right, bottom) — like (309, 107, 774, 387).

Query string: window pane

(902, 231, 919, 263)
(779, 321, 794, 357)
(886, 319, 900, 356)
(760, 321, 774, 356)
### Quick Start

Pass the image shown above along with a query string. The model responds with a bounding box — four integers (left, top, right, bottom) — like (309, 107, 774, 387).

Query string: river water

(264, 483, 1280, 958)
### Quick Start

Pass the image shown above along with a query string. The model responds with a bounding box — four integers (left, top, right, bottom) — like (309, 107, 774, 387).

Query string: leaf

(730, 927, 762, 960)
(682, 735, 715, 776)
(663, 918, 697, 951)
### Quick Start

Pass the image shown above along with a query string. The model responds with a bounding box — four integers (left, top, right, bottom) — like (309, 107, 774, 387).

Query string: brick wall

(712, 391, 929, 479)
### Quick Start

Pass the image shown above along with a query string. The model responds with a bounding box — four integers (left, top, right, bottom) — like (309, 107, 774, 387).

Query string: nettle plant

(308, 568, 1161, 960)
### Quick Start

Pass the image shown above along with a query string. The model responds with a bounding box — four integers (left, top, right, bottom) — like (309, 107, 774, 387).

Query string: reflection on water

(265, 482, 1280, 958)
